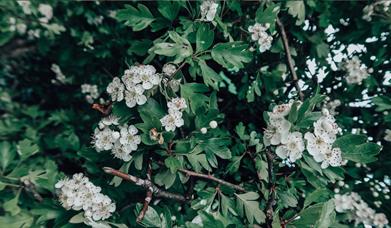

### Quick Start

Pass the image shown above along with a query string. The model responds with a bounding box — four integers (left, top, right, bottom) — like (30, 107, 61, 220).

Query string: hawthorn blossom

(321, 147, 343, 169)
(106, 77, 124, 102)
(160, 111, 184, 132)
(55, 173, 116, 222)
(200, 0, 218, 22)
(263, 114, 291, 146)
(209, 120, 218, 129)
(304, 132, 329, 162)
(132, 65, 160, 90)
(384, 129, 391, 142)
(119, 125, 141, 152)
(81, 84, 99, 103)
(163, 63, 177, 76)
(313, 114, 339, 143)
(93, 127, 120, 151)
(248, 23, 273, 53)
(112, 141, 132, 161)
(124, 85, 147, 108)
(167, 97, 187, 112)
(100, 115, 119, 128)
(340, 56, 369, 85)
(51, 64, 67, 84)
(276, 132, 305, 162)
(334, 192, 388, 227)
(38, 4, 53, 23)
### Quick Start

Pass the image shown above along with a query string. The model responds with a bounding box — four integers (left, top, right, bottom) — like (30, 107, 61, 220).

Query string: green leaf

(304, 189, 331, 207)
(211, 42, 252, 69)
(235, 192, 266, 224)
(180, 83, 209, 114)
(116, 4, 155, 31)
(187, 152, 212, 172)
(196, 24, 214, 52)
(69, 212, 84, 224)
(0, 142, 15, 171)
(372, 96, 391, 112)
(165, 156, 181, 173)
(286, 1, 305, 25)
(199, 60, 222, 90)
(333, 134, 381, 163)
(136, 98, 165, 132)
(314, 200, 336, 228)
(198, 138, 232, 160)
(17, 139, 39, 161)
(4, 191, 21, 216)
(157, 1, 180, 21)
(154, 169, 176, 189)
(255, 3, 280, 32)
(135, 204, 162, 227)
(153, 32, 193, 63)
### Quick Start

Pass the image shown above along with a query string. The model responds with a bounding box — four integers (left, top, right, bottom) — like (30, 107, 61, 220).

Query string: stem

(177, 168, 246, 192)
(136, 160, 154, 223)
(276, 18, 304, 101)
(103, 167, 186, 202)
(265, 150, 276, 228)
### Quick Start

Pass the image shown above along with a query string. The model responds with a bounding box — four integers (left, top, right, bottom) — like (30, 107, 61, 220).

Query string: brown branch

(136, 160, 153, 223)
(22, 179, 43, 202)
(177, 168, 246, 192)
(265, 150, 276, 228)
(276, 17, 304, 101)
(103, 167, 186, 202)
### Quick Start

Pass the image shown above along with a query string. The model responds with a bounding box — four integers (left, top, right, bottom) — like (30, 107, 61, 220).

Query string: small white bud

(171, 216, 176, 221)
(373, 192, 379, 197)
(321, 108, 330, 116)
(209, 120, 218, 129)
(200, 127, 208, 134)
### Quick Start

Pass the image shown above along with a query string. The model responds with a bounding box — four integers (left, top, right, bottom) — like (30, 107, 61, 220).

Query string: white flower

(119, 125, 141, 151)
(363, 5, 374, 21)
(17, 1, 31, 15)
(334, 193, 355, 213)
(209, 120, 218, 129)
(191, 215, 203, 225)
(248, 23, 273, 53)
(107, 77, 124, 102)
(201, 127, 208, 134)
(132, 65, 160, 90)
(163, 64, 177, 76)
(263, 116, 291, 146)
(313, 115, 339, 143)
(276, 132, 305, 162)
(384, 129, 391, 142)
(271, 103, 292, 117)
(341, 56, 369, 85)
(160, 111, 184, 132)
(100, 115, 119, 127)
(374, 213, 389, 228)
(124, 85, 147, 108)
(304, 132, 329, 162)
(168, 97, 187, 112)
(38, 4, 53, 23)
(93, 127, 120, 151)
(321, 147, 343, 169)
(200, 0, 218, 22)
(55, 173, 115, 222)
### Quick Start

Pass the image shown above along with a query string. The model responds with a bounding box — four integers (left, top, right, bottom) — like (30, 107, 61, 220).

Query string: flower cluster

(200, 0, 219, 22)
(305, 110, 343, 169)
(340, 56, 370, 85)
(363, 1, 391, 21)
(323, 98, 341, 115)
(384, 129, 391, 142)
(38, 4, 53, 24)
(93, 115, 141, 161)
(8, 17, 27, 34)
(334, 192, 388, 227)
(51, 64, 67, 85)
(55, 173, 116, 222)
(81, 84, 100, 104)
(248, 23, 273, 53)
(160, 97, 187, 132)
(107, 65, 160, 108)
(264, 102, 343, 168)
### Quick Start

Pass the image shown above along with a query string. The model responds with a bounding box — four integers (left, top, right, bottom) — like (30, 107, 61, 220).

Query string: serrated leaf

(286, 1, 305, 25)
(196, 24, 214, 52)
(116, 4, 155, 31)
(211, 42, 252, 69)
(235, 192, 265, 224)
(0, 142, 15, 171)
(165, 156, 181, 173)
(17, 139, 39, 161)
(333, 134, 381, 163)
(199, 60, 222, 90)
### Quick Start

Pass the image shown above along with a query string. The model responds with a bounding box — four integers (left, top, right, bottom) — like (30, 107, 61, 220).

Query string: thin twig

(136, 160, 154, 223)
(177, 168, 246, 192)
(276, 18, 304, 101)
(265, 150, 276, 228)
(103, 167, 186, 202)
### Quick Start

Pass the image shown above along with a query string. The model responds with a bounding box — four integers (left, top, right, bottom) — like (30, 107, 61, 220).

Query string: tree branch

(265, 150, 276, 228)
(103, 167, 186, 202)
(177, 168, 246, 192)
(136, 160, 154, 223)
(276, 18, 304, 101)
